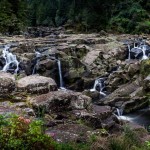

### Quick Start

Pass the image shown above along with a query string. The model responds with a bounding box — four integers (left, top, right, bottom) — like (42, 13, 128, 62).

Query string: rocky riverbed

(0, 27, 150, 142)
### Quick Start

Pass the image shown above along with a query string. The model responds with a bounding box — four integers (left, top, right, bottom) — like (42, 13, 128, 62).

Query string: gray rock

(45, 124, 91, 143)
(30, 90, 92, 115)
(17, 75, 57, 94)
(143, 75, 150, 91)
(72, 105, 117, 129)
(0, 71, 15, 95)
(103, 81, 140, 106)
(82, 90, 100, 101)
(122, 97, 148, 113)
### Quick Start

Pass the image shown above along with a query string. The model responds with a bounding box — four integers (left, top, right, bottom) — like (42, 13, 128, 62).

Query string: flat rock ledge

(16, 75, 57, 94)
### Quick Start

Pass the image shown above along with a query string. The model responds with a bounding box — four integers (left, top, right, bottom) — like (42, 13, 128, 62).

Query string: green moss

(140, 59, 150, 77)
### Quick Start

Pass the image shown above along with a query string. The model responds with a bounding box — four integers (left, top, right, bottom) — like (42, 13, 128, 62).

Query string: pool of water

(119, 107, 150, 130)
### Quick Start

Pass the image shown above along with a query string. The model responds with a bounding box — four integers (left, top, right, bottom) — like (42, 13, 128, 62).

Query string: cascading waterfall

(57, 60, 65, 89)
(128, 39, 149, 60)
(90, 78, 106, 96)
(141, 45, 148, 60)
(2, 45, 19, 73)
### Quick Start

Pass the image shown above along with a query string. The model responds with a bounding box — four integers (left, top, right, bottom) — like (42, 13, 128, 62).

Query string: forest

(1, 0, 150, 34)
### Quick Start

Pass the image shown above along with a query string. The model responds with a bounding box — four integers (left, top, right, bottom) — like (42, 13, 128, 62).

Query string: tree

(0, 0, 28, 34)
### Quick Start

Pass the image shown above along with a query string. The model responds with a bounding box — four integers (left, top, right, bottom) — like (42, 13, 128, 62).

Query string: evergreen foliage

(0, 0, 27, 34)
(0, 0, 150, 34)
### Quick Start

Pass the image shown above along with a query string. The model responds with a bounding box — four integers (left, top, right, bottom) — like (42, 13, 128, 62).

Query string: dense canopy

(0, 0, 150, 33)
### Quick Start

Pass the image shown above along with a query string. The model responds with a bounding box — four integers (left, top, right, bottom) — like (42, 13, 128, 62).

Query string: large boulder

(73, 105, 117, 129)
(0, 71, 15, 96)
(122, 96, 148, 113)
(30, 90, 92, 115)
(17, 75, 57, 94)
(101, 79, 149, 113)
(102, 81, 140, 106)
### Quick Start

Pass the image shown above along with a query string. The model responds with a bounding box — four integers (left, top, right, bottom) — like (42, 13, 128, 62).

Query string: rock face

(0, 71, 15, 96)
(73, 105, 117, 129)
(100, 79, 149, 113)
(30, 90, 119, 130)
(30, 90, 92, 114)
(17, 75, 57, 94)
(103, 81, 139, 104)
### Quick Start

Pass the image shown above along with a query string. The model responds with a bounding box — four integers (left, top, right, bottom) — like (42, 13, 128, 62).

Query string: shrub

(0, 114, 55, 150)
(108, 126, 149, 150)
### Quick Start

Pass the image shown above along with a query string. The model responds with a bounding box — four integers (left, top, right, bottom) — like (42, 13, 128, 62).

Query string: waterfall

(32, 65, 36, 75)
(90, 78, 106, 96)
(116, 108, 123, 117)
(57, 60, 65, 89)
(90, 79, 99, 92)
(116, 108, 131, 121)
(127, 44, 131, 60)
(32, 51, 41, 74)
(127, 39, 150, 60)
(141, 45, 148, 60)
(2, 45, 19, 73)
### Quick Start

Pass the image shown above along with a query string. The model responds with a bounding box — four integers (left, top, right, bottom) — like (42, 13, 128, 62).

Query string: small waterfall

(116, 108, 123, 117)
(127, 38, 150, 60)
(141, 45, 148, 60)
(90, 79, 99, 92)
(2, 45, 19, 73)
(32, 51, 41, 74)
(116, 108, 132, 121)
(57, 60, 65, 89)
(127, 44, 131, 60)
(32, 65, 36, 75)
(90, 78, 106, 96)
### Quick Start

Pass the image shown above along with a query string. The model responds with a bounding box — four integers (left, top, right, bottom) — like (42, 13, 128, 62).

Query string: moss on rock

(140, 59, 150, 77)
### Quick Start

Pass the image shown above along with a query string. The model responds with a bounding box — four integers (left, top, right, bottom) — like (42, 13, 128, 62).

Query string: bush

(108, 126, 149, 150)
(135, 21, 150, 34)
(0, 114, 55, 150)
